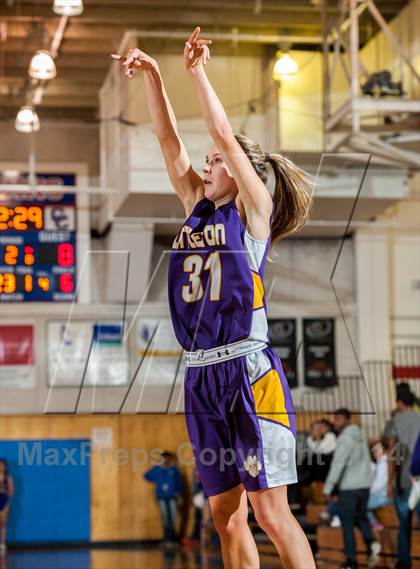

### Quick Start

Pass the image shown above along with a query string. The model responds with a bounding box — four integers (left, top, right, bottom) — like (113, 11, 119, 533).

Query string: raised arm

(184, 28, 273, 238)
(111, 48, 205, 216)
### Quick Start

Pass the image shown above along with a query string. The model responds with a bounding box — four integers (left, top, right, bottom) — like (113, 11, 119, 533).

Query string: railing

(299, 350, 419, 439)
(300, 375, 372, 415)
(393, 345, 420, 381)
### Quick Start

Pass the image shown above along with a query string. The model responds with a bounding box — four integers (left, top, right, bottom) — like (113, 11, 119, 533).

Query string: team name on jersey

(173, 223, 226, 250)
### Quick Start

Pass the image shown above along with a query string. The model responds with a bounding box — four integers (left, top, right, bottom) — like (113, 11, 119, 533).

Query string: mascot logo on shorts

(244, 454, 262, 478)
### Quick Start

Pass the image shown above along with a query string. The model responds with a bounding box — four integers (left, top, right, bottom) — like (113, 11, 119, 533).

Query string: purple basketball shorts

(184, 346, 297, 497)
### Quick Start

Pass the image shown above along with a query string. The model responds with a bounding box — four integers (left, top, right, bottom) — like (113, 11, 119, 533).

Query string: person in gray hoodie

(323, 408, 381, 569)
(385, 388, 420, 569)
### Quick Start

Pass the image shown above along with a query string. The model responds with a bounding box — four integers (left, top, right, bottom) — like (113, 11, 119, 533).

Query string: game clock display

(0, 181, 77, 302)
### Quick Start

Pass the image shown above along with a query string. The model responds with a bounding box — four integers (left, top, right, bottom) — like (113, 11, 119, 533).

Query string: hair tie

(264, 152, 271, 162)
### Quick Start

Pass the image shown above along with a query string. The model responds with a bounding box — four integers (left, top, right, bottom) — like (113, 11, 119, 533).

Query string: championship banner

(303, 318, 337, 388)
(268, 319, 298, 388)
(0, 324, 35, 389)
(47, 321, 129, 386)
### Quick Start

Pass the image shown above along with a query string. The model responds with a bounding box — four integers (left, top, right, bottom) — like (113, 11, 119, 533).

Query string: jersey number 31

(182, 252, 221, 303)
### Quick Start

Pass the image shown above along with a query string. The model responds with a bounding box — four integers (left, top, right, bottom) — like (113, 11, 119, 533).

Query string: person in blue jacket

(144, 451, 184, 542)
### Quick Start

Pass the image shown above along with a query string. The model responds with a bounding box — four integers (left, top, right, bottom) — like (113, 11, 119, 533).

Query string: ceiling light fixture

(53, 0, 84, 16)
(15, 106, 41, 133)
(272, 51, 299, 81)
(29, 50, 57, 80)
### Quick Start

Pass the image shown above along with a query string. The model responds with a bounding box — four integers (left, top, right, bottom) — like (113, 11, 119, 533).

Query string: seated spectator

(307, 419, 337, 483)
(307, 419, 337, 453)
(319, 494, 341, 528)
(367, 441, 392, 530)
(304, 420, 339, 526)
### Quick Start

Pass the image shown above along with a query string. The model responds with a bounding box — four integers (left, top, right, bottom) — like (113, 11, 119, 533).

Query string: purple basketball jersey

(168, 198, 271, 351)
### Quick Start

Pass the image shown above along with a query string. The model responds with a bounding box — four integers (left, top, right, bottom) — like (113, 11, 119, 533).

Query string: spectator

(144, 451, 184, 543)
(0, 459, 13, 556)
(298, 420, 337, 492)
(408, 432, 420, 511)
(383, 409, 400, 441)
(307, 419, 337, 482)
(323, 408, 381, 569)
(305, 420, 339, 526)
(385, 388, 420, 569)
(319, 494, 341, 528)
(367, 441, 392, 530)
(396, 383, 420, 413)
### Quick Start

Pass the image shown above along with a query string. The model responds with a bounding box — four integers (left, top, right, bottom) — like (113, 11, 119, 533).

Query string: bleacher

(250, 463, 420, 569)
(311, 501, 420, 568)
(253, 499, 420, 568)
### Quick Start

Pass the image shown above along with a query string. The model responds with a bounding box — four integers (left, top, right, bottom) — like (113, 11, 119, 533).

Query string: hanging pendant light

(273, 51, 299, 82)
(15, 106, 41, 133)
(53, 0, 84, 16)
(29, 50, 57, 80)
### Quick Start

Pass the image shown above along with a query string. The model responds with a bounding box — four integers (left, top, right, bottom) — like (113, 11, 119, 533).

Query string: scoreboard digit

(0, 173, 77, 302)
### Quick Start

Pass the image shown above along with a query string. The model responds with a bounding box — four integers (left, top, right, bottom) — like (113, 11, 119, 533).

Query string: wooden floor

(2, 543, 284, 569)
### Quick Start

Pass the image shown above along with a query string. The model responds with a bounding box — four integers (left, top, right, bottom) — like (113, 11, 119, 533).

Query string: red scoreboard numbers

(0, 185, 77, 302)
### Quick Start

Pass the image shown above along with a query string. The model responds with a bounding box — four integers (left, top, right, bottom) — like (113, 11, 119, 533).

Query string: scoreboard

(0, 174, 77, 302)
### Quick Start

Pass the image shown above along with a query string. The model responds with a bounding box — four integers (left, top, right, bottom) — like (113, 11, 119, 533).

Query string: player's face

(203, 146, 237, 202)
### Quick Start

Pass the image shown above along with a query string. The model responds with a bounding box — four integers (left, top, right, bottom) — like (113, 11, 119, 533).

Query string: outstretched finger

(195, 39, 212, 46)
(111, 53, 122, 61)
(188, 26, 201, 45)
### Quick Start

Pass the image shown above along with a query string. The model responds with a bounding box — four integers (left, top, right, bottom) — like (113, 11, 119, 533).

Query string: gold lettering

(173, 224, 226, 249)
(172, 234, 182, 250)
(191, 232, 204, 248)
(214, 224, 226, 246)
(204, 225, 216, 246)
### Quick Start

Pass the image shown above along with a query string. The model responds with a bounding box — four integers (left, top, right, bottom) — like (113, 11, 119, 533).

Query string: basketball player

(112, 27, 315, 569)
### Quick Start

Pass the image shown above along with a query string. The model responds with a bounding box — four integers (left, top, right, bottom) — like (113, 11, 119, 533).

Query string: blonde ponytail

(234, 134, 313, 243)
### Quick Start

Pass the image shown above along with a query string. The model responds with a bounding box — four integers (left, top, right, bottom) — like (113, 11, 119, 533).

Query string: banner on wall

(47, 321, 129, 386)
(268, 319, 298, 388)
(303, 318, 337, 388)
(0, 324, 35, 388)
